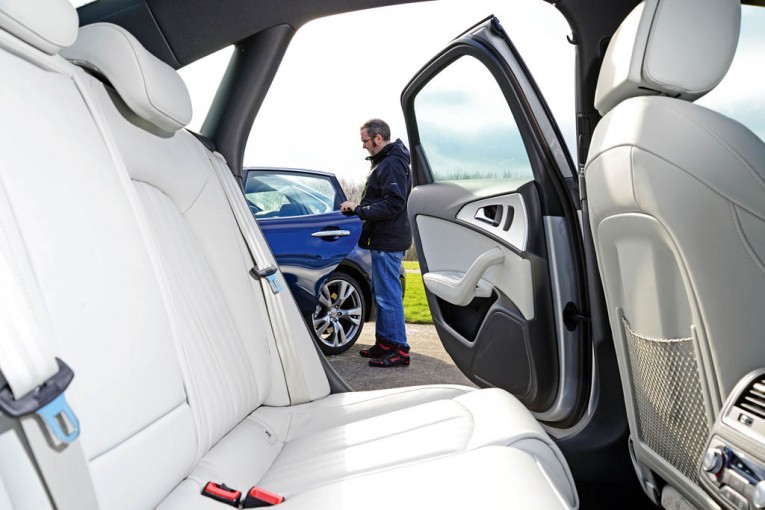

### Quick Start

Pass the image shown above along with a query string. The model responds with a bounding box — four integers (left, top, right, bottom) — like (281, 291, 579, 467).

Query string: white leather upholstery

(166, 447, 573, 510)
(0, 15, 198, 509)
(0, 4, 578, 508)
(589, 95, 765, 396)
(195, 387, 576, 503)
(62, 23, 192, 132)
(80, 49, 576, 506)
(586, 0, 753, 505)
(0, 0, 77, 54)
(594, 0, 740, 116)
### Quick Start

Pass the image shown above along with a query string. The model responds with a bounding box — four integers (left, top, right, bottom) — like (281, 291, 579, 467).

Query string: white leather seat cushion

(268, 447, 575, 510)
(165, 447, 574, 510)
(159, 386, 577, 508)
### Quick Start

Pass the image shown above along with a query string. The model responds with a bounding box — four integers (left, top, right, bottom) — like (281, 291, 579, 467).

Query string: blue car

(243, 167, 404, 355)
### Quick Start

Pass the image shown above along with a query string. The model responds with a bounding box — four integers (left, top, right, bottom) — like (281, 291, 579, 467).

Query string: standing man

(340, 119, 412, 367)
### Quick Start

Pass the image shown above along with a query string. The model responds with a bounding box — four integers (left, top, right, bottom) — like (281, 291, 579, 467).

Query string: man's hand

(340, 201, 357, 215)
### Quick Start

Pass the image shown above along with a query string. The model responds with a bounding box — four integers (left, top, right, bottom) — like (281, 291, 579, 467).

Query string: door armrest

(423, 247, 504, 306)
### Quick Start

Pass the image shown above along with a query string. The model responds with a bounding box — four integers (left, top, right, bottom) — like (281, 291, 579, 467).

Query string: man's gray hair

(361, 118, 391, 141)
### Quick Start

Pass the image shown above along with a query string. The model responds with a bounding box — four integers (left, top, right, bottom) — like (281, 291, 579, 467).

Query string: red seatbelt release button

(243, 486, 285, 507)
(201, 482, 242, 507)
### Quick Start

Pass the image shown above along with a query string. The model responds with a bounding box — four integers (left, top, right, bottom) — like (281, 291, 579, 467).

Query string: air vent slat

(741, 402, 765, 418)
(736, 378, 765, 420)
(744, 395, 765, 408)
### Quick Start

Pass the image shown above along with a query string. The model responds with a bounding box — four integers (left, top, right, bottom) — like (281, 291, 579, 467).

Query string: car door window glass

(696, 5, 765, 141)
(244, 171, 337, 218)
(413, 55, 533, 186)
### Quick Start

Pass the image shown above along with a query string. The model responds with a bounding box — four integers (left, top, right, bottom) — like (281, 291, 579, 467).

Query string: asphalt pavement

(327, 322, 478, 391)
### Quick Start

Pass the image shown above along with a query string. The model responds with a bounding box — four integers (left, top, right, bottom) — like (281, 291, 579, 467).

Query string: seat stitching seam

(587, 100, 765, 203)
(729, 202, 765, 276)
(660, 100, 765, 194)
(594, 143, 765, 220)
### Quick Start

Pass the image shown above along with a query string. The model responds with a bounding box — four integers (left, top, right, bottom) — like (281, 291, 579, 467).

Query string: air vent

(735, 376, 765, 419)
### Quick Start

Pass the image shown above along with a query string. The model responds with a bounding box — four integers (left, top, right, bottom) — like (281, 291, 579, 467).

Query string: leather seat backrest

(0, 2, 201, 508)
(61, 22, 331, 451)
(584, 0, 765, 505)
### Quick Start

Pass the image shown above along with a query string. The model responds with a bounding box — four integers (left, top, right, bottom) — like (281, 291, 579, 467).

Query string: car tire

(311, 272, 367, 355)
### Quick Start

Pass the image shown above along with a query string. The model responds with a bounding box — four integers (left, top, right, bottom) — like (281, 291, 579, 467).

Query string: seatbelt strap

(207, 152, 311, 404)
(0, 182, 99, 509)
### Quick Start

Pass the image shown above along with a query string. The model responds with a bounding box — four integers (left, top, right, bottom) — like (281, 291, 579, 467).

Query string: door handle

(311, 230, 351, 238)
(475, 205, 502, 227)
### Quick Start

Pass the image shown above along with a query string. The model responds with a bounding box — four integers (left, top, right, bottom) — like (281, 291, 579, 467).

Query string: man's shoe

(369, 345, 410, 367)
(359, 338, 393, 358)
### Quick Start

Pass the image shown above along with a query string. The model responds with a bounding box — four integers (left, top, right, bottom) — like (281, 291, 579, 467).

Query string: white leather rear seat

(0, 3, 198, 508)
(64, 22, 576, 508)
(0, 2, 578, 509)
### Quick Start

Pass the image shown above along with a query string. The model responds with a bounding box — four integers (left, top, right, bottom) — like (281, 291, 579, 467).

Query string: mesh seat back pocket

(622, 318, 709, 481)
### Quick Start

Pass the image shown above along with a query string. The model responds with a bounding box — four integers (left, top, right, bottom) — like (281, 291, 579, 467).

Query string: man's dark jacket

(353, 139, 412, 251)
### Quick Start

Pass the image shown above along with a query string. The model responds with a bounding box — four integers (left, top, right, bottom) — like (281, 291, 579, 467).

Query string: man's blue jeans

(371, 250, 408, 349)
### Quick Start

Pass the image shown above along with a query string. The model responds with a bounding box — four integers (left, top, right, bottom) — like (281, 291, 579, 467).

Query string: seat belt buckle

(265, 274, 282, 294)
(201, 482, 242, 507)
(249, 266, 282, 294)
(0, 358, 80, 445)
(243, 486, 284, 507)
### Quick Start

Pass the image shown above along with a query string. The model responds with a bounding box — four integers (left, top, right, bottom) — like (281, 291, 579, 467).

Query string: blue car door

(243, 168, 361, 313)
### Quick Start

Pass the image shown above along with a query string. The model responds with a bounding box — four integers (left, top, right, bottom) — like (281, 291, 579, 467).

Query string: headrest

(594, 0, 740, 116)
(62, 23, 192, 132)
(0, 0, 78, 54)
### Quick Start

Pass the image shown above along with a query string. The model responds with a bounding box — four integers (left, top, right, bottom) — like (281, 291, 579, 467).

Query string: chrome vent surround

(723, 370, 765, 443)
(735, 376, 765, 420)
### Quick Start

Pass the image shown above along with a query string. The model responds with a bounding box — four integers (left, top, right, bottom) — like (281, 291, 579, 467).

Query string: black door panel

(411, 181, 557, 412)
(403, 16, 586, 424)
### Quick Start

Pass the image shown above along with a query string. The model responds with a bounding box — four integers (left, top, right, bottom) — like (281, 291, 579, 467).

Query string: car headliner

(79, 0, 437, 68)
(79, 0, 641, 70)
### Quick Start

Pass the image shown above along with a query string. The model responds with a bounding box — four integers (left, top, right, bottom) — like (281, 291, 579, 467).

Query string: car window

(696, 4, 765, 141)
(412, 54, 534, 187)
(244, 170, 338, 218)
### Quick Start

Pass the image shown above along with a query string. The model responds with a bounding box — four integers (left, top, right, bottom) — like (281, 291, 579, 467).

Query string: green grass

(402, 262, 433, 324)
(402, 260, 419, 271)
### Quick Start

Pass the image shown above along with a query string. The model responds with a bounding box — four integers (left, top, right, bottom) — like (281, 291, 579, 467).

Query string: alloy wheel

(312, 273, 366, 354)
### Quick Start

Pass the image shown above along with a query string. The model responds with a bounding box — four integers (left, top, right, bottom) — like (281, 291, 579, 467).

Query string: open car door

(402, 17, 588, 426)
